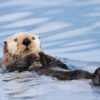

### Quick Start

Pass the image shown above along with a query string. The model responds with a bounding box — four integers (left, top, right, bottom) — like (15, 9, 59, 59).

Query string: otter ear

(3, 41, 8, 54)
(4, 41, 7, 46)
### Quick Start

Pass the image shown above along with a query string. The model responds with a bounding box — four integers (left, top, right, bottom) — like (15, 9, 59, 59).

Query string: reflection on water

(0, 0, 100, 100)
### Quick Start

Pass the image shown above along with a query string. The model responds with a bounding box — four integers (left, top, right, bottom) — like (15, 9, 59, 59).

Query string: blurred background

(0, 0, 100, 100)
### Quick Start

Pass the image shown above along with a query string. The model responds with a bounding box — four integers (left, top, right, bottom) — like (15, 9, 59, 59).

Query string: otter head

(3, 32, 43, 56)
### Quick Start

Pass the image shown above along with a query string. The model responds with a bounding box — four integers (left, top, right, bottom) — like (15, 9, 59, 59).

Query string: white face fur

(5, 32, 42, 56)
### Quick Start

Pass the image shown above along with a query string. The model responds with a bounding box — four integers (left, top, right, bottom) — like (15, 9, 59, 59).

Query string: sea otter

(0, 32, 100, 86)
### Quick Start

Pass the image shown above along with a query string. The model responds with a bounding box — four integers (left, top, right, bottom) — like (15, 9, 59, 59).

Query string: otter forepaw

(24, 53, 39, 60)
(91, 67, 100, 86)
(38, 52, 48, 65)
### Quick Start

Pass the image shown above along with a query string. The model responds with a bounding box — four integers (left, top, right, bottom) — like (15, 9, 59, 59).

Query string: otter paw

(24, 53, 39, 60)
(91, 67, 100, 86)
(38, 52, 48, 65)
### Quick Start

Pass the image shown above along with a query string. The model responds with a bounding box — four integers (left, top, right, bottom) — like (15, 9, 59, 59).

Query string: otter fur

(0, 32, 100, 86)
(1, 32, 43, 66)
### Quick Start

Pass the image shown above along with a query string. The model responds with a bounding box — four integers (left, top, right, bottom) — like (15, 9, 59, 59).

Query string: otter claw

(91, 67, 100, 86)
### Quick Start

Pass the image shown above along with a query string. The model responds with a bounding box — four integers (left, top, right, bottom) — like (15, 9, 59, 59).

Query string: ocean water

(0, 0, 100, 100)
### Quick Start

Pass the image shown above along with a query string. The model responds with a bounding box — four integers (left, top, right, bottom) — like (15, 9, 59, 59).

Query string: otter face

(4, 32, 42, 56)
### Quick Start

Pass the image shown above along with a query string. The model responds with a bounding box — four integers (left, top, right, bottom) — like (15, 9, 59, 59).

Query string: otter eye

(32, 37, 35, 40)
(14, 38, 17, 42)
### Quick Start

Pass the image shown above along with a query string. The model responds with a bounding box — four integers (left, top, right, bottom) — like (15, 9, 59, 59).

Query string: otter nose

(23, 38, 31, 46)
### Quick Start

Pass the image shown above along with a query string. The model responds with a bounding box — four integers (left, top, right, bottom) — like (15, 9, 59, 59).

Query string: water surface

(0, 0, 100, 100)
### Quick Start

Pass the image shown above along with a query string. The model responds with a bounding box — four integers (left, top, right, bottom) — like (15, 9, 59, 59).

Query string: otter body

(6, 52, 92, 80)
(1, 32, 100, 86)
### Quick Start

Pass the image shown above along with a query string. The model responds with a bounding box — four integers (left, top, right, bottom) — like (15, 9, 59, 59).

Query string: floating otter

(0, 32, 100, 86)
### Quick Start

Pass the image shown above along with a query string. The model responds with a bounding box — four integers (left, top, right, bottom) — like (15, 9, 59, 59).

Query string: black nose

(22, 38, 31, 46)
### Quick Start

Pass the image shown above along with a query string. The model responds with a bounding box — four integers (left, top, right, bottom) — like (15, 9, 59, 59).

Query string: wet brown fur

(6, 52, 92, 80)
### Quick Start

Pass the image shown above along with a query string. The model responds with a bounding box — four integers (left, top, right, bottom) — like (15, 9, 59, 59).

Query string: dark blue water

(0, 0, 100, 100)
